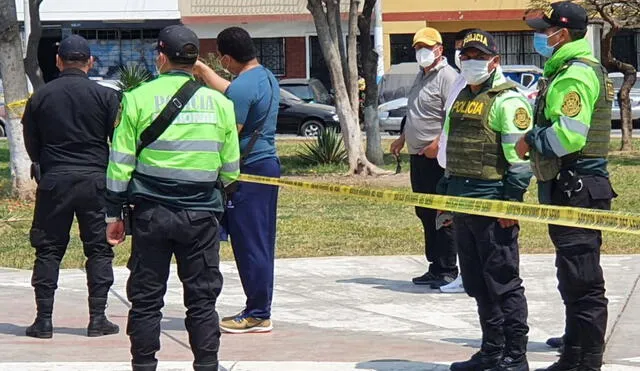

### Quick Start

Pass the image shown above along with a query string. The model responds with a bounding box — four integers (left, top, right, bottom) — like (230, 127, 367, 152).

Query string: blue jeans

(223, 157, 280, 319)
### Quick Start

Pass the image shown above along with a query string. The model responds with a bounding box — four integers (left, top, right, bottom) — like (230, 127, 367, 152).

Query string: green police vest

(531, 58, 613, 181)
(447, 82, 517, 180)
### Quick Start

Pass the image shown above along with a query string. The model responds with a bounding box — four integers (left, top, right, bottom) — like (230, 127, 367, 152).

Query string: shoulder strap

(239, 69, 275, 166)
(136, 79, 201, 157)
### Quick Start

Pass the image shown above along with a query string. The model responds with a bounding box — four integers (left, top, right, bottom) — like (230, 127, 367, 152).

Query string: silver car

(609, 72, 640, 122)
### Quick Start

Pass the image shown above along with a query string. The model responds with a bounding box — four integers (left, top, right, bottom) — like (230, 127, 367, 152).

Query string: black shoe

(491, 355, 529, 371)
(579, 348, 603, 371)
(429, 275, 456, 289)
(132, 362, 158, 371)
(547, 336, 564, 349)
(535, 345, 581, 371)
(412, 271, 440, 286)
(451, 350, 502, 371)
(87, 297, 120, 337)
(26, 298, 54, 339)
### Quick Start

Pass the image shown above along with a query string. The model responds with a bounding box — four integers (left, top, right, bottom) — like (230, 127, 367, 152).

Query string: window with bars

(390, 34, 416, 65)
(254, 38, 286, 76)
(72, 29, 159, 79)
(492, 31, 545, 68)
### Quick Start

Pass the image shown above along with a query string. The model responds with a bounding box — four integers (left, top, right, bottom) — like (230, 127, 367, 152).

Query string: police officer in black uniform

(22, 35, 121, 339)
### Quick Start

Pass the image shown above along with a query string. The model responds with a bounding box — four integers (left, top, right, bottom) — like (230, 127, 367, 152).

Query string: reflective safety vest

(531, 58, 613, 181)
(446, 82, 517, 181)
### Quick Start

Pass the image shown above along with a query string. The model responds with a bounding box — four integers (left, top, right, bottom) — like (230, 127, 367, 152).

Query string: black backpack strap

(136, 79, 201, 157)
(239, 69, 275, 166)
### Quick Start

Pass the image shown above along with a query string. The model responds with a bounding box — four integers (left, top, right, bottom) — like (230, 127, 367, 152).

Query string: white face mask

(454, 50, 462, 70)
(460, 58, 494, 85)
(416, 48, 436, 68)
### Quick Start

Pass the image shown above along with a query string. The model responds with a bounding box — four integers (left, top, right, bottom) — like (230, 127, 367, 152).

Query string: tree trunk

(601, 19, 635, 151)
(307, 0, 388, 175)
(24, 0, 44, 90)
(0, 0, 37, 199)
(358, 0, 383, 165)
(346, 0, 360, 121)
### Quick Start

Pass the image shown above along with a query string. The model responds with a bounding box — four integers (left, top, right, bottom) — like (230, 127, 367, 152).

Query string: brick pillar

(199, 39, 218, 57)
(284, 37, 307, 79)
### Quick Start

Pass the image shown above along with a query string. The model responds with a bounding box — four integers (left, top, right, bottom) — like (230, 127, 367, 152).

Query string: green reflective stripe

(109, 150, 136, 166)
(146, 140, 223, 152)
(547, 129, 570, 157)
(140, 151, 220, 170)
(559, 117, 589, 137)
(107, 177, 129, 192)
(501, 133, 523, 144)
(509, 162, 531, 173)
(221, 161, 240, 173)
(136, 162, 219, 182)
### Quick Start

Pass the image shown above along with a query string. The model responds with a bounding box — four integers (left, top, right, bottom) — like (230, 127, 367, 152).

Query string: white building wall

(15, 0, 180, 22)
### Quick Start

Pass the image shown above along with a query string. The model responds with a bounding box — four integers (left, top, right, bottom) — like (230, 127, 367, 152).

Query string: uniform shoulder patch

(513, 107, 531, 130)
(561, 91, 582, 117)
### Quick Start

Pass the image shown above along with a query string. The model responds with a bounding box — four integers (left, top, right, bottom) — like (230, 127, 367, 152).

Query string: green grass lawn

(0, 137, 639, 270)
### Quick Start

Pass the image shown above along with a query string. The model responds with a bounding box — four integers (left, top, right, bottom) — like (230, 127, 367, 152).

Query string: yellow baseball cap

(413, 27, 442, 47)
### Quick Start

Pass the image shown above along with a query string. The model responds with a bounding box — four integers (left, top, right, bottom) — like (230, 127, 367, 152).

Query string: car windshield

(611, 75, 640, 90)
(280, 88, 303, 102)
(309, 80, 332, 104)
(282, 85, 314, 101)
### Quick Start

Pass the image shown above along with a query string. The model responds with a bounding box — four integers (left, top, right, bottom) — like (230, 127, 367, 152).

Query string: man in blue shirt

(194, 26, 280, 334)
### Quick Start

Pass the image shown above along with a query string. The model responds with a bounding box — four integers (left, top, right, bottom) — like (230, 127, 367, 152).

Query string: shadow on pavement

(0, 323, 86, 337)
(336, 277, 441, 294)
(356, 359, 449, 370)
(442, 337, 558, 354)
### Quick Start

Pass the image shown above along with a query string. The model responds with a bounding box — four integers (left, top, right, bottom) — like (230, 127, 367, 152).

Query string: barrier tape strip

(239, 174, 640, 235)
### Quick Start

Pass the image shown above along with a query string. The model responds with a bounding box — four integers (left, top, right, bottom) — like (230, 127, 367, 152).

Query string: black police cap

(157, 25, 200, 64)
(526, 1, 589, 31)
(461, 30, 499, 56)
(58, 35, 91, 61)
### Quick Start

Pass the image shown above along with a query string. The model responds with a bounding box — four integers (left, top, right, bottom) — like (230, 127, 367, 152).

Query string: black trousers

(549, 175, 612, 350)
(455, 214, 529, 349)
(30, 170, 114, 300)
(126, 203, 223, 368)
(410, 155, 457, 276)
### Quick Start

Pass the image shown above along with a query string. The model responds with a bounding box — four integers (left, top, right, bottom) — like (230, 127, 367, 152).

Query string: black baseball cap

(525, 1, 588, 31)
(461, 30, 499, 56)
(157, 25, 200, 63)
(58, 35, 91, 61)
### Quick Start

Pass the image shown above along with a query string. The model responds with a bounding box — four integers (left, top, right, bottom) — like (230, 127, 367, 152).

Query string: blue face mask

(533, 30, 561, 58)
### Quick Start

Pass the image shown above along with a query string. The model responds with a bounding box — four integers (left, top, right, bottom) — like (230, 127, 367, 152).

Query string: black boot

(579, 348, 603, 371)
(451, 326, 504, 371)
(535, 345, 581, 371)
(26, 298, 54, 339)
(132, 362, 158, 371)
(87, 297, 120, 337)
(492, 336, 529, 371)
(194, 361, 219, 371)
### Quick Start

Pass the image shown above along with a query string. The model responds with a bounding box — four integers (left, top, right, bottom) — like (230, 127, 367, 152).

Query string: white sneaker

(439, 275, 465, 293)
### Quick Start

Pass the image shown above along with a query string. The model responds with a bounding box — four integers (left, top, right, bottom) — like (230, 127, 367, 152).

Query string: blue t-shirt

(225, 66, 279, 165)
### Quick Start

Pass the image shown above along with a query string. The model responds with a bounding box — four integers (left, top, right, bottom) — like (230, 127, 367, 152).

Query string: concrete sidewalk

(0, 255, 639, 371)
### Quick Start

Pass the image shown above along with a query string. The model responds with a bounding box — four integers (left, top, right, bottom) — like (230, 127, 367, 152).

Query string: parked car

(502, 65, 543, 89)
(278, 88, 340, 137)
(609, 72, 640, 127)
(280, 78, 334, 106)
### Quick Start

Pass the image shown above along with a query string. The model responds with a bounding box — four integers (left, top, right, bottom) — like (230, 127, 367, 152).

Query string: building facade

(16, 0, 180, 82)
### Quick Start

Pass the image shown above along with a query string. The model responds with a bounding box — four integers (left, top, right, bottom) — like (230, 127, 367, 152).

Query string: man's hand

(192, 60, 214, 80)
(516, 136, 530, 160)
(497, 218, 519, 229)
(390, 136, 405, 156)
(106, 220, 126, 246)
(418, 140, 439, 159)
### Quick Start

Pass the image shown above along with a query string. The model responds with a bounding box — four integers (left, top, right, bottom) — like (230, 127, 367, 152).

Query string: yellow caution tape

(239, 174, 640, 235)
(5, 98, 29, 116)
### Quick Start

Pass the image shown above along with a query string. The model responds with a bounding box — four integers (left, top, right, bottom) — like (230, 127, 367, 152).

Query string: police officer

(104, 25, 240, 371)
(21, 35, 120, 339)
(445, 30, 532, 371)
(519, 3, 614, 370)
